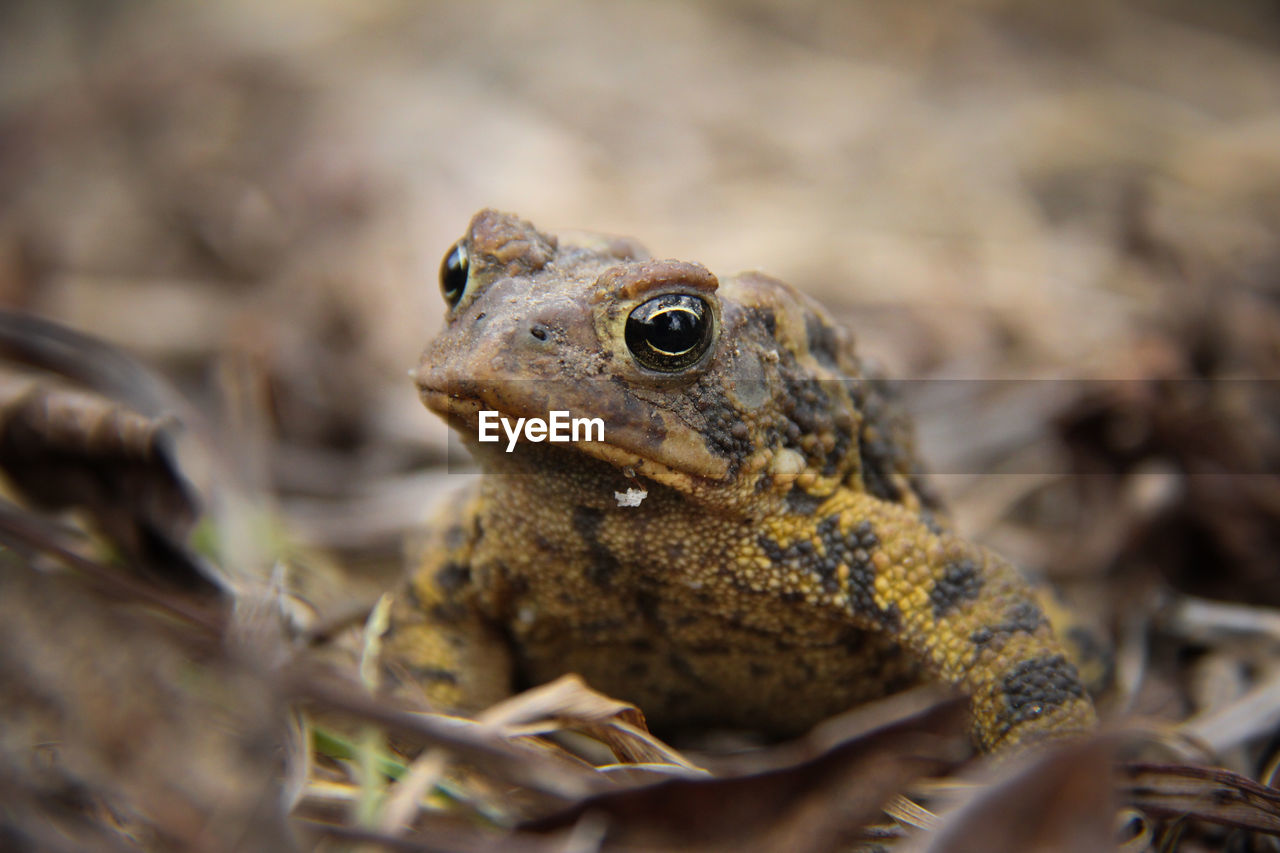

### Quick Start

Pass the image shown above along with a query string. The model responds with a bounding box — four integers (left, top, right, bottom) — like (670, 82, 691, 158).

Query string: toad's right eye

(624, 293, 714, 373)
(439, 241, 469, 308)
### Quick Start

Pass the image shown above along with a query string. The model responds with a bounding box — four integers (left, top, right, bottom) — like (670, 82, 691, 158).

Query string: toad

(383, 209, 1099, 752)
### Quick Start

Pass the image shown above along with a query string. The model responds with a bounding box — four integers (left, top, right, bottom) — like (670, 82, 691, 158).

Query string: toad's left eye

(625, 294, 714, 372)
(439, 241, 469, 309)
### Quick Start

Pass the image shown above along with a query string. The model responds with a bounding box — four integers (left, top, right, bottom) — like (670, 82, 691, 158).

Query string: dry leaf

(910, 738, 1117, 853)
(521, 693, 967, 853)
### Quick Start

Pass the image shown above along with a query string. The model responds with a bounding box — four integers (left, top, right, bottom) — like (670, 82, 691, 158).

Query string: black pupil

(647, 307, 698, 354)
(625, 294, 712, 371)
(440, 242, 469, 307)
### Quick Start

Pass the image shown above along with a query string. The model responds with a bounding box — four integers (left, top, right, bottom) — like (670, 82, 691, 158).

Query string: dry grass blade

(0, 500, 225, 632)
(1163, 595, 1280, 643)
(1178, 664, 1280, 755)
(884, 794, 941, 832)
(281, 709, 314, 814)
(376, 748, 449, 835)
(1120, 762, 1280, 836)
(1113, 608, 1153, 718)
(477, 674, 704, 770)
(288, 672, 616, 802)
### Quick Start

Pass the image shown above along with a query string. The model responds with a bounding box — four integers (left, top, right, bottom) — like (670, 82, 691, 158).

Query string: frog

(382, 208, 1100, 753)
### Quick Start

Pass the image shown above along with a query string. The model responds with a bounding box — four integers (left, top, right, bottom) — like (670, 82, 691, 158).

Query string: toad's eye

(439, 241, 469, 308)
(625, 294, 714, 372)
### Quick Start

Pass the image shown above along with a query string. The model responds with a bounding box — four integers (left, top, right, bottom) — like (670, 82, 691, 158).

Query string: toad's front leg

(761, 492, 1097, 752)
(382, 486, 514, 713)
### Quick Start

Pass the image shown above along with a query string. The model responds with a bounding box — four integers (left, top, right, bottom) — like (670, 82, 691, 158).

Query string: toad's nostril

(530, 324, 549, 341)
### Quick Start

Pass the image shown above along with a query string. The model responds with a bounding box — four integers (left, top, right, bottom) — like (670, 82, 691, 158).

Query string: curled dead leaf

(0, 312, 215, 591)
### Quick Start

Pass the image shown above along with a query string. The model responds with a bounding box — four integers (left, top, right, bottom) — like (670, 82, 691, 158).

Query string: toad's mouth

(417, 381, 732, 491)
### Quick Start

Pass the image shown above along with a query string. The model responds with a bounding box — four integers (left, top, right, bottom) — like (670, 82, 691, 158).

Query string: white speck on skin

(614, 487, 648, 507)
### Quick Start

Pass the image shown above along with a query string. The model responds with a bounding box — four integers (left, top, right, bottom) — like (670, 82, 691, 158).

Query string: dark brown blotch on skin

(970, 600, 1048, 648)
(929, 558, 984, 618)
(992, 654, 1087, 742)
(844, 520, 890, 625)
(785, 487, 827, 514)
(435, 561, 471, 593)
(694, 377, 754, 470)
(845, 375, 916, 504)
(804, 310, 842, 370)
(571, 505, 622, 588)
(429, 602, 468, 624)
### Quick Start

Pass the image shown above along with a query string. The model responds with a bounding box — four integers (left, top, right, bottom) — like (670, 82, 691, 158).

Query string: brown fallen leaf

(475, 674, 705, 771)
(519, 690, 968, 853)
(0, 311, 216, 592)
(0, 383, 209, 585)
(908, 737, 1118, 853)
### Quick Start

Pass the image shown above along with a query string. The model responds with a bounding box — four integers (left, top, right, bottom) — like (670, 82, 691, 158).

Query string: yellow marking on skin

(872, 570, 897, 615)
